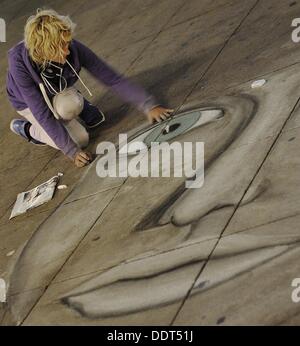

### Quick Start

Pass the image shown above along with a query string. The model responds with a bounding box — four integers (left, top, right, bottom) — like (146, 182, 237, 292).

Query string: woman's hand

(147, 106, 174, 124)
(74, 150, 93, 167)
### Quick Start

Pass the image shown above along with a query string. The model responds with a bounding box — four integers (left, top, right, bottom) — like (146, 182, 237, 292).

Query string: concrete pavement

(1, 0, 300, 325)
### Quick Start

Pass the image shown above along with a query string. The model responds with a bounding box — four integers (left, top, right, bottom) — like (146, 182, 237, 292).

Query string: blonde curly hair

(24, 9, 76, 68)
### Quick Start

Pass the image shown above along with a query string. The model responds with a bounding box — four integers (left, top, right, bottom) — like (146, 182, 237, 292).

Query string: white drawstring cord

(39, 59, 93, 119)
(39, 83, 61, 120)
(40, 73, 67, 96)
(40, 60, 93, 97)
(66, 59, 93, 97)
(40, 61, 68, 96)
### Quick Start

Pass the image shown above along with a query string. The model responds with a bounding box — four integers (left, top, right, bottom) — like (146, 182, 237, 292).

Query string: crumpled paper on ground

(10, 175, 60, 219)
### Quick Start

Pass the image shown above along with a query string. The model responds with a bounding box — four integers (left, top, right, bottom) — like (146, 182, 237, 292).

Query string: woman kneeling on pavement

(7, 9, 173, 167)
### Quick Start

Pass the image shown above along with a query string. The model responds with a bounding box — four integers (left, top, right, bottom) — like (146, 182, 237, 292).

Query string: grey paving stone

(62, 159, 125, 203)
(283, 102, 300, 132)
(174, 214, 300, 325)
(2, 0, 300, 326)
(1, 288, 44, 326)
(192, 0, 300, 94)
(23, 241, 213, 325)
(40, 62, 300, 325)
(33, 61, 299, 284)
(7, 189, 119, 303)
(51, 103, 268, 282)
(125, 0, 257, 110)
(85, 0, 185, 56)
(183, 62, 300, 147)
(167, 0, 243, 28)
(224, 126, 300, 235)
(0, 211, 50, 282)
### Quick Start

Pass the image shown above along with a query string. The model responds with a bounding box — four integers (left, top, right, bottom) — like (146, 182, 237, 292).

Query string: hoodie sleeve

(9, 54, 78, 159)
(74, 40, 159, 114)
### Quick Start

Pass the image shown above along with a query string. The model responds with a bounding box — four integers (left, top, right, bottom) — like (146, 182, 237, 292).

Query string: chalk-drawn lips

(61, 240, 291, 319)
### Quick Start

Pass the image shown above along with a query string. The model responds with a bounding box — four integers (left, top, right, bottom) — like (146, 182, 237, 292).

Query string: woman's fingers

(77, 157, 88, 165)
(74, 150, 93, 168)
(86, 152, 93, 161)
(76, 152, 91, 165)
(80, 152, 90, 161)
(160, 110, 174, 120)
(75, 159, 85, 168)
(148, 107, 175, 124)
(165, 109, 174, 114)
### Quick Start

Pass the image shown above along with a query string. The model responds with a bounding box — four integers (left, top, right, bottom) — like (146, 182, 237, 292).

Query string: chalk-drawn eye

(121, 108, 224, 155)
(145, 108, 223, 145)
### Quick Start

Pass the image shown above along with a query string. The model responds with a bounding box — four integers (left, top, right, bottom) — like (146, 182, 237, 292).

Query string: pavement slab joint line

(282, 122, 300, 133)
(165, 0, 243, 30)
(0, 0, 185, 302)
(168, 0, 268, 325)
(63, 183, 124, 205)
(1, 150, 92, 226)
(10, 0, 258, 324)
(96, 0, 187, 107)
(20, 179, 127, 325)
(174, 0, 261, 116)
(18, 79, 180, 323)
(170, 92, 300, 325)
(224, 210, 300, 238)
(8, 236, 216, 297)
(5, 0, 298, 325)
(10, 187, 300, 299)
(47, 236, 219, 287)
(276, 305, 300, 325)
(3, 96, 167, 323)
(199, 60, 300, 100)
(0, 151, 58, 221)
(1, 0, 277, 226)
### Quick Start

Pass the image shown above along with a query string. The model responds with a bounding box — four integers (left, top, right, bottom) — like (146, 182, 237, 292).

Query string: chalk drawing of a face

(59, 95, 275, 319)
(6, 84, 295, 323)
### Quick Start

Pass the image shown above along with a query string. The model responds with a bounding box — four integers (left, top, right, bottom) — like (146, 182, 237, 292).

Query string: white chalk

(57, 185, 68, 190)
(251, 79, 267, 88)
(6, 250, 15, 257)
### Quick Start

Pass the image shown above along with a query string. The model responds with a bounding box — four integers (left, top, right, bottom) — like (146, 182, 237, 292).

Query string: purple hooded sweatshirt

(6, 39, 157, 158)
